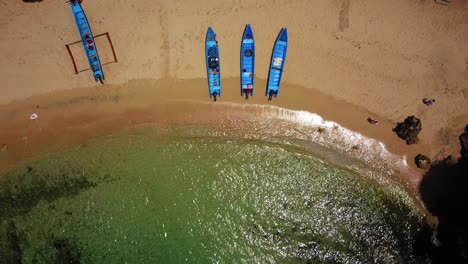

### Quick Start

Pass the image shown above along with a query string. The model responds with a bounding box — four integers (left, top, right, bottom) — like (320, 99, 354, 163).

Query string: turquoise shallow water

(0, 123, 428, 263)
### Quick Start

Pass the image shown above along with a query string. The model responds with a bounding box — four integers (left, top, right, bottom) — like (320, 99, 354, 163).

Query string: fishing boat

(69, 0, 104, 83)
(205, 27, 221, 101)
(266, 28, 288, 101)
(240, 24, 255, 99)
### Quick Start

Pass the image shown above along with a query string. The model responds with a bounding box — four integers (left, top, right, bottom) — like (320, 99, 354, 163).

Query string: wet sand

(0, 78, 436, 179)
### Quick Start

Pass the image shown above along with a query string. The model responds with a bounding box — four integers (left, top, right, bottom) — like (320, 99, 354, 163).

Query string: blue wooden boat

(240, 24, 255, 99)
(205, 27, 221, 101)
(266, 28, 288, 100)
(69, 0, 104, 83)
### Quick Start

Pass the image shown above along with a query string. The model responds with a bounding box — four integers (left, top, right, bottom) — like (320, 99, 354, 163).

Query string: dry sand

(0, 0, 467, 187)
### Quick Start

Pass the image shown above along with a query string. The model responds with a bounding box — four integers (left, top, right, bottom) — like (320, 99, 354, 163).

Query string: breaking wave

(201, 102, 410, 184)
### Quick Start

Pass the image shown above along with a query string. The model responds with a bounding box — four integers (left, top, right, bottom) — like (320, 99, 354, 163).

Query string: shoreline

(1, 78, 462, 190)
(1, 0, 466, 148)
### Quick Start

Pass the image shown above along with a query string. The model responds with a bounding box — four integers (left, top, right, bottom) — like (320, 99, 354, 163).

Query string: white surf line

(217, 102, 408, 170)
(168, 100, 409, 172)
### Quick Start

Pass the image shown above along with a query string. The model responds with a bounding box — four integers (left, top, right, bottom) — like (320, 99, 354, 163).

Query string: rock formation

(443, 155, 458, 167)
(459, 124, 468, 160)
(418, 124, 468, 263)
(393, 116, 422, 145)
(415, 154, 431, 169)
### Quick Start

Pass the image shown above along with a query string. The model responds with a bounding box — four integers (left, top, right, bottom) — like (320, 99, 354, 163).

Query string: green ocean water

(0, 125, 428, 263)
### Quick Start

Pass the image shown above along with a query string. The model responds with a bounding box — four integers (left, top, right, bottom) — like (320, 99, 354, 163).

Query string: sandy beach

(1, 0, 467, 182)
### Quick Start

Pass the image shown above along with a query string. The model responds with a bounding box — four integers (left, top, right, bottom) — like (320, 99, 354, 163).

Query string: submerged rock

(415, 154, 431, 169)
(393, 116, 422, 145)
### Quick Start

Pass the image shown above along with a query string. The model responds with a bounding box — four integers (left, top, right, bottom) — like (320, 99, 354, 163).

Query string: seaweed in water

(53, 238, 82, 264)
(0, 220, 22, 264)
(31, 237, 82, 264)
(0, 163, 97, 263)
(0, 167, 97, 219)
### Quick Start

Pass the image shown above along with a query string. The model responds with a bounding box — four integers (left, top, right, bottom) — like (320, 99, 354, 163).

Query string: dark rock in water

(0, 221, 22, 264)
(415, 154, 431, 169)
(444, 155, 458, 167)
(459, 124, 468, 159)
(393, 115, 422, 145)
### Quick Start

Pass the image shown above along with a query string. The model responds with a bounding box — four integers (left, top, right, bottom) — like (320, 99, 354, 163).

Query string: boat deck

(70, 1, 104, 82)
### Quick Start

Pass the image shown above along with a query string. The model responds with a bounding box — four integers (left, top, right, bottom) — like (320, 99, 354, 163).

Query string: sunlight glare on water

(0, 124, 428, 263)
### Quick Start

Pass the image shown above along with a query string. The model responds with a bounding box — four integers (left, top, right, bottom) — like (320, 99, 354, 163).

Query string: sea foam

(212, 102, 410, 181)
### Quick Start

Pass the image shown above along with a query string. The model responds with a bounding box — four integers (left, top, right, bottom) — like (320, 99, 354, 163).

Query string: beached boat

(69, 0, 104, 83)
(240, 24, 255, 99)
(205, 27, 221, 101)
(266, 28, 288, 100)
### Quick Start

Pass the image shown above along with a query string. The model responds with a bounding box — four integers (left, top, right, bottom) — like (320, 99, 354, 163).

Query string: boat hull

(70, 0, 104, 83)
(205, 27, 221, 101)
(241, 24, 255, 98)
(266, 28, 288, 100)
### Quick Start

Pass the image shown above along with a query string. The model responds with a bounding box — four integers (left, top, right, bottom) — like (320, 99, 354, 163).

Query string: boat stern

(267, 87, 279, 99)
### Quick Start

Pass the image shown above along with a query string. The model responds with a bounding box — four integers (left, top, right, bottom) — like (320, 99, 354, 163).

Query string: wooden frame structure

(65, 32, 118, 75)
(434, 0, 450, 5)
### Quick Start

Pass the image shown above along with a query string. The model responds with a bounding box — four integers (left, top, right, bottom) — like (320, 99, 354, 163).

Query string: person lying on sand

(422, 98, 435, 106)
(367, 117, 378, 125)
